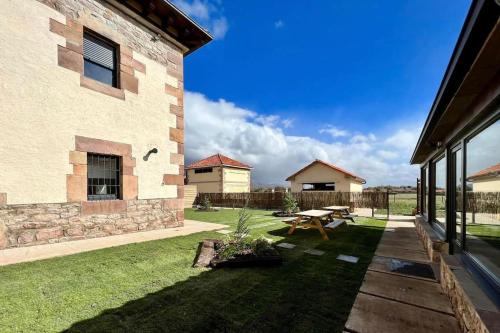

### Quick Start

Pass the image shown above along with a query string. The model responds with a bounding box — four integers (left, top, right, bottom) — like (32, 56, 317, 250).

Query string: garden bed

(193, 239, 283, 269)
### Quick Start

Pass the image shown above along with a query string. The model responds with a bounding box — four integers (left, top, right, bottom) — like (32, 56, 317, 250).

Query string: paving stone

(360, 271, 453, 314)
(337, 254, 359, 263)
(304, 249, 325, 256)
(277, 242, 296, 249)
(345, 293, 461, 333)
(376, 245, 429, 263)
(368, 256, 436, 281)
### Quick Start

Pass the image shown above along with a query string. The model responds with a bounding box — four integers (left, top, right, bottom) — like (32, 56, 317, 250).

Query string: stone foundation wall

(414, 215, 448, 262)
(440, 255, 500, 333)
(0, 199, 183, 249)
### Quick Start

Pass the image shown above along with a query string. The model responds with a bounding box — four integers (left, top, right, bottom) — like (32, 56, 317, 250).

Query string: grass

(0, 208, 386, 332)
(377, 192, 420, 216)
(467, 223, 500, 250)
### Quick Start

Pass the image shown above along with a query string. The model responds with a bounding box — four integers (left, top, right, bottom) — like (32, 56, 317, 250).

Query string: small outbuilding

(286, 159, 365, 192)
(185, 154, 252, 193)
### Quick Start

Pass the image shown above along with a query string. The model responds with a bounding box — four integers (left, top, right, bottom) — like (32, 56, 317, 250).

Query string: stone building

(0, 0, 211, 249)
(185, 154, 252, 193)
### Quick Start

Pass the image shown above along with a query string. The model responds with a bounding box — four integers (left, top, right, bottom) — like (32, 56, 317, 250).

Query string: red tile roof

(186, 153, 252, 170)
(468, 163, 500, 180)
(286, 159, 366, 184)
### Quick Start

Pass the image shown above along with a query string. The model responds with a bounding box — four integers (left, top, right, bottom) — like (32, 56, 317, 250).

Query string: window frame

(83, 30, 119, 88)
(194, 167, 213, 174)
(87, 153, 122, 201)
(423, 108, 500, 304)
(430, 153, 447, 236)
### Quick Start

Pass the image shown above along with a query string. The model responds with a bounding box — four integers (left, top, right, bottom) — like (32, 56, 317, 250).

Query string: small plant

(283, 192, 299, 215)
(200, 196, 212, 210)
(232, 207, 251, 245)
(251, 237, 274, 256)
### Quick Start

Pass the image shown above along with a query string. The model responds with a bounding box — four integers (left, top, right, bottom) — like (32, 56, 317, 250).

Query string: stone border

(414, 215, 448, 262)
(440, 255, 500, 333)
(67, 136, 138, 206)
(414, 217, 500, 333)
(49, 16, 145, 99)
(163, 50, 185, 200)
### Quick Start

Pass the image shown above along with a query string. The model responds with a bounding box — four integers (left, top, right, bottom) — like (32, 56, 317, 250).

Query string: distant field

(376, 192, 446, 216)
(377, 192, 418, 216)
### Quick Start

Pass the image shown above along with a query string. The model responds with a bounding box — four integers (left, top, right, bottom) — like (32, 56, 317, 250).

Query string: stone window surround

(50, 16, 146, 100)
(67, 136, 138, 215)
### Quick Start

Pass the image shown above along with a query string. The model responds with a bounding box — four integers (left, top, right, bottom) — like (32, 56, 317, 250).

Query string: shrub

(251, 237, 274, 256)
(200, 196, 212, 210)
(283, 192, 299, 215)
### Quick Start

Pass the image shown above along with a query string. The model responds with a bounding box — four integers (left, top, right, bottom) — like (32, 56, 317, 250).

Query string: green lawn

(467, 223, 500, 250)
(0, 209, 385, 332)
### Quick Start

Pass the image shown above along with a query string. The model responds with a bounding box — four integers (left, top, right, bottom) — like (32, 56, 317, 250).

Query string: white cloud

(274, 20, 285, 29)
(184, 91, 420, 186)
(377, 150, 398, 160)
(385, 129, 419, 152)
(172, 0, 228, 39)
(319, 126, 349, 138)
(281, 118, 294, 129)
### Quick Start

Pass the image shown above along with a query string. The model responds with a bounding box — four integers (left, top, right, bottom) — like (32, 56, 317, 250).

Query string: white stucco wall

(223, 168, 251, 193)
(0, 0, 180, 204)
(472, 178, 500, 192)
(289, 163, 363, 192)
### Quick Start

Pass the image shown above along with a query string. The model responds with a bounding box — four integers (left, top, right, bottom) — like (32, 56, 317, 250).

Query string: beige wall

(186, 167, 251, 193)
(472, 178, 500, 192)
(223, 168, 251, 193)
(186, 167, 222, 193)
(0, 0, 181, 204)
(290, 163, 363, 192)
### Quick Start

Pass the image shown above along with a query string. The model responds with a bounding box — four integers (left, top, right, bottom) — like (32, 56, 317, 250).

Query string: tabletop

(296, 210, 333, 218)
(323, 206, 350, 210)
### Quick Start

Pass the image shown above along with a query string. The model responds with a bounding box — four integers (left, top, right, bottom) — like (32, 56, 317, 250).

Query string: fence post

(386, 189, 390, 220)
(371, 193, 374, 217)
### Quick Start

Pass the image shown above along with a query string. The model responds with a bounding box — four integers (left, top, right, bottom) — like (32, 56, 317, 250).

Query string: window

(87, 154, 121, 201)
(302, 183, 335, 191)
(452, 147, 463, 245)
(83, 32, 117, 87)
(423, 165, 429, 216)
(194, 167, 213, 174)
(464, 119, 500, 282)
(433, 156, 446, 231)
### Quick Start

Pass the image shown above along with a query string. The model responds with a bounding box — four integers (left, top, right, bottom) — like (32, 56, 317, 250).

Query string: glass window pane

(455, 149, 463, 243)
(434, 157, 446, 230)
(84, 60, 114, 86)
(423, 166, 429, 216)
(465, 119, 500, 280)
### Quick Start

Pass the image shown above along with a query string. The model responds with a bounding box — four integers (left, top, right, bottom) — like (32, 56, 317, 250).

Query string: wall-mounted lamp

(143, 148, 158, 161)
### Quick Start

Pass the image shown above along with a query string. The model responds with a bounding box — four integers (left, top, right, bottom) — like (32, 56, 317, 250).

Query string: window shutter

(83, 33, 115, 70)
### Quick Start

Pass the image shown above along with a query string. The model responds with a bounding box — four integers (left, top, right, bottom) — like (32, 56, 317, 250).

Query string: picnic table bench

(322, 206, 358, 222)
(286, 209, 346, 240)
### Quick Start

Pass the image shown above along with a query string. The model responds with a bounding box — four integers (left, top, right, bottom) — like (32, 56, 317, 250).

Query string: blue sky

(172, 0, 471, 186)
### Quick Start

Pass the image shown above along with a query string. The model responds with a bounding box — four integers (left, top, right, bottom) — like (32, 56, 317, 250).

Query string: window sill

(80, 75, 125, 100)
(81, 200, 127, 215)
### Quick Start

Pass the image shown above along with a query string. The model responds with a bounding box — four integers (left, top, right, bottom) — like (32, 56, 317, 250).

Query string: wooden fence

(194, 191, 389, 211)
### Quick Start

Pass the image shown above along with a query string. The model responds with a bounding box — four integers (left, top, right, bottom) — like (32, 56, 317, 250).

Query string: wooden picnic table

(323, 206, 356, 222)
(287, 209, 334, 240)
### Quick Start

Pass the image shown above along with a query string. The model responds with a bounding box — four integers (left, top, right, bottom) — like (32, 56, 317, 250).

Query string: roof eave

(410, 0, 499, 164)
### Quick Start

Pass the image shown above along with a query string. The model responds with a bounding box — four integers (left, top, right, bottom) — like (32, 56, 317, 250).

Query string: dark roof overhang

(410, 0, 500, 164)
(106, 0, 213, 55)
